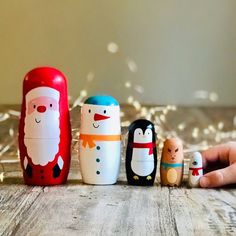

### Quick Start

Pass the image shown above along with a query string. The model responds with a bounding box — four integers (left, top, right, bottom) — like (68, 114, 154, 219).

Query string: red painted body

(18, 67, 71, 185)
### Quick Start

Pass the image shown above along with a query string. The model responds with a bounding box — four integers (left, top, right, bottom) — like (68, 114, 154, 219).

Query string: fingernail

(200, 176, 210, 188)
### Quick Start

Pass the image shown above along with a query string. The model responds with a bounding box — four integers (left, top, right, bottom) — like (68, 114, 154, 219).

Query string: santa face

(80, 104, 120, 135)
(24, 87, 60, 166)
(189, 152, 202, 169)
(24, 87, 60, 139)
(162, 138, 183, 164)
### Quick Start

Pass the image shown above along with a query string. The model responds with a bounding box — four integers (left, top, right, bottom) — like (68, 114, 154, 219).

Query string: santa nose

(94, 113, 110, 121)
(37, 105, 46, 113)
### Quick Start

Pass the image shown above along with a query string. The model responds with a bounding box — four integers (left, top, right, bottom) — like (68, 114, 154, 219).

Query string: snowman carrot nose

(94, 113, 110, 121)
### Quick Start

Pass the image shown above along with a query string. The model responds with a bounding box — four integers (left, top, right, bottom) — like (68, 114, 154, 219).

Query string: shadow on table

(0, 177, 24, 185)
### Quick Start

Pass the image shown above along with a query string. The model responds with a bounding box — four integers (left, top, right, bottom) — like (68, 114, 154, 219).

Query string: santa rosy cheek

(27, 102, 35, 115)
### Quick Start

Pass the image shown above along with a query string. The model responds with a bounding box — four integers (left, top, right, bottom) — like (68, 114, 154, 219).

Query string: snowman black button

(96, 146, 101, 150)
(96, 171, 100, 175)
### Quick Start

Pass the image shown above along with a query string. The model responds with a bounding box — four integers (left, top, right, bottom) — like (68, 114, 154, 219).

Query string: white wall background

(0, 0, 236, 105)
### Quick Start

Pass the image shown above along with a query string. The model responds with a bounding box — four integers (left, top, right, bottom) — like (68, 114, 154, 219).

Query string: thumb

(200, 163, 236, 188)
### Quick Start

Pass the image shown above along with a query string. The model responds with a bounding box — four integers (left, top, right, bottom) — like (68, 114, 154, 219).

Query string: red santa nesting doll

(18, 67, 71, 185)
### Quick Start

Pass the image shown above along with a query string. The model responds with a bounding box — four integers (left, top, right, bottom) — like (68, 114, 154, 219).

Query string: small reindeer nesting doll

(126, 119, 157, 186)
(188, 152, 203, 187)
(160, 138, 184, 187)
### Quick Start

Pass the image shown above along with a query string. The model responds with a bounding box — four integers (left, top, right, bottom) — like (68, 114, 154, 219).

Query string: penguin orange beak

(94, 113, 110, 121)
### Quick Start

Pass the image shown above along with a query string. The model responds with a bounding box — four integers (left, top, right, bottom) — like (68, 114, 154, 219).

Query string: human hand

(200, 142, 236, 188)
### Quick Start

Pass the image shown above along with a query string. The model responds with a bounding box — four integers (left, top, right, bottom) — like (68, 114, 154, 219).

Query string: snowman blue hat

(84, 95, 119, 106)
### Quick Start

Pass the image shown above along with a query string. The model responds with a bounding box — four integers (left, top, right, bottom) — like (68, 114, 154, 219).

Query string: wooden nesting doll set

(18, 67, 203, 187)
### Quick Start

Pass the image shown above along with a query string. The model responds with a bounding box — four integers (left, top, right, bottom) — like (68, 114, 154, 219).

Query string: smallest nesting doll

(188, 152, 203, 187)
(126, 119, 157, 186)
(160, 138, 184, 187)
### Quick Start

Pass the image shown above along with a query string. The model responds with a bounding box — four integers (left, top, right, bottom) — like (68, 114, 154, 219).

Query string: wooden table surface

(1, 105, 236, 236)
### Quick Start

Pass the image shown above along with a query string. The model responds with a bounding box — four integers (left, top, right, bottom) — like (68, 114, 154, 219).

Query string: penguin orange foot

(146, 176, 152, 180)
(133, 175, 139, 180)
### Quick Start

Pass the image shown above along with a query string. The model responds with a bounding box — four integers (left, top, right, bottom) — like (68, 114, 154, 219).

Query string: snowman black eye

(33, 105, 36, 109)
(104, 110, 106, 114)
(50, 104, 52, 107)
(139, 133, 141, 135)
(88, 109, 91, 113)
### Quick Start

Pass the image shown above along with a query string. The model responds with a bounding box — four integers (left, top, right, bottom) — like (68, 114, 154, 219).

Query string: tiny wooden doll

(79, 95, 121, 185)
(126, 119, 157, 186)
(18, 67, 71, 185)
(188, 152, 203, 187)
(160, 138, 184, 187)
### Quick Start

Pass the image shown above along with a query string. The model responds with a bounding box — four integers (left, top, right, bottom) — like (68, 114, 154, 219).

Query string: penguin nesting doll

(18, 67, 71, 185)
(188, 152, 203, 187)
(79, 95, 121, 185)
(160, 138, 184, 187)
(126, 119, 157, 186)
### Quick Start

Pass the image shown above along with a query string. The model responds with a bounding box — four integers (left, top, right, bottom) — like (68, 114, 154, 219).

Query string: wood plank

(1, 106, 236, 235)
(2, 179, 236, 235)
(2, 184, 176, 236)
(0, 183, 43, 236)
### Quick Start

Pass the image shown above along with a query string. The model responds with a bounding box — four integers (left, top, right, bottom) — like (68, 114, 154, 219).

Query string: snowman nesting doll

(18, 67, 71, 185)
(188, 152, 203, 187)
(126, 119, 157, 186)
(79, 95, 121, 185)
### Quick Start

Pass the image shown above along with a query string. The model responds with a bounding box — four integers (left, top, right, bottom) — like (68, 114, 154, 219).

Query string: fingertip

(200, 171, 224, 188)
(200, 176, 210, 188)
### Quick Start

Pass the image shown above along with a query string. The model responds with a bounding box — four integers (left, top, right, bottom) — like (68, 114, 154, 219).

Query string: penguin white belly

(188, 169, 203, 187)
(131, 148, 154, 176)
(79, 140, 121, 185)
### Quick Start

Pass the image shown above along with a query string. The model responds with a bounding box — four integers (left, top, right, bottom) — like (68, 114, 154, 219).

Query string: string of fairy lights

(0, 42, 235, 182)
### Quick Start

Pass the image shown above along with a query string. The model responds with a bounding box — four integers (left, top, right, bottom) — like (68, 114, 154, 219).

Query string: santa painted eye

(175, 148, 179, 153)
(50, 104, 52, 107)
(88, 109, 91, 113)
(104, 110, 106, 114)
(33, 105, 36, 109)
(168, 148, 171, 153)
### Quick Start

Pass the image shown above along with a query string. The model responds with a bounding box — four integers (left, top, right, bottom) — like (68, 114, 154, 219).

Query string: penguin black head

(127, 119, 156, 143)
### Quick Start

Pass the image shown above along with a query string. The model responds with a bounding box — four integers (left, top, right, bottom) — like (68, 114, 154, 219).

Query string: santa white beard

(24, 110, 60, 166)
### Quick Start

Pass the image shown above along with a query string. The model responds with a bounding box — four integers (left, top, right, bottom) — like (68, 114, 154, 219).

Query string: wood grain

(1, 106, 236, 236)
